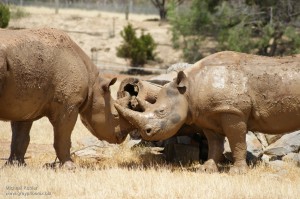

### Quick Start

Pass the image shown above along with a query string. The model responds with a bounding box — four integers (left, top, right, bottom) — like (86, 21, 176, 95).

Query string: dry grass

(1, 118, 300, 199)
(1, 156, 300, 199)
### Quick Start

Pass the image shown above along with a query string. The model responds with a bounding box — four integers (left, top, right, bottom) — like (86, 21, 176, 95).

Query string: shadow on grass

(73, 146, 192, 172)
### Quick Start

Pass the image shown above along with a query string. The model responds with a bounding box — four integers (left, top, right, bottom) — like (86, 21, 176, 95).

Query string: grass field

(1, 117, 300, 199)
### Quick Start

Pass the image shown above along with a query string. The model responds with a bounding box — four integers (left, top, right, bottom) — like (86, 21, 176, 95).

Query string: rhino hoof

(43, 160, 76, 170)
(228, 165, 248, 175)
(60, 161, 77, 170)
(43, 162, 60, 170)
(195, 164, 219, 173)
(4, 159, 27, 167)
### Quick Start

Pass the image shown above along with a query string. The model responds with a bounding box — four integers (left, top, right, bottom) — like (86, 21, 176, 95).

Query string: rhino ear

(176, 71, 187, 86)
(176, 71, 187, 94)
(102, 77, 117, 92)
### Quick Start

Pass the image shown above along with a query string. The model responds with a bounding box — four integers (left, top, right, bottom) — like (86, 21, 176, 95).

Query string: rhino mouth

(143, 126, 159, 137)
(116, 130, 131, 143)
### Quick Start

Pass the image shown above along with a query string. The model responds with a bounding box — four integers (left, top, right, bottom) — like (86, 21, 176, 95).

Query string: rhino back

(0, 28, 96, 121)
(184, 51, 300, 134)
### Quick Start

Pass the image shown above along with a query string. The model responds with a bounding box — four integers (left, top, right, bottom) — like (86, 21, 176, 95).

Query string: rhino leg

(6, 121, 33, 166)
(222, 114, 248, 174)
(49, 109, 78, 169)
(198, 129, 224, 173)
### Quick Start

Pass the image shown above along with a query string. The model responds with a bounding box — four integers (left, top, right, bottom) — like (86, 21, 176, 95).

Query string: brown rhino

(115, 51, 300, 173)
(0, 28, 132, 168)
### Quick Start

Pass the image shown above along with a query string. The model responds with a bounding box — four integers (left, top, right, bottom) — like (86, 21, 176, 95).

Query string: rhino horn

(114, 103, 148, 129)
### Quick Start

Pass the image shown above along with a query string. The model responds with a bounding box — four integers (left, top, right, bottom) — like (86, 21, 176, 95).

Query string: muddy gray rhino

(0, 28, 132, 168)
(115, 51, 300, 173)
(117, 63, 205, 139)
(117, 63, 208, 161)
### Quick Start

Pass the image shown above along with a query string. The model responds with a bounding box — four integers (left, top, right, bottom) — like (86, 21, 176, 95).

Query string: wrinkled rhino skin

(115, 51, 300, 173)
(0, 28, 132, 167)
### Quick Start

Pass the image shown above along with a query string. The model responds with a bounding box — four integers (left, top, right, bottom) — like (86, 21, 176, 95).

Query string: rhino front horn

(114, 103, 147, 129)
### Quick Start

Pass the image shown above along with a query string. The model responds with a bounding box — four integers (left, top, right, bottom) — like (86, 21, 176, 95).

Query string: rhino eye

(155, 108, 168, 117)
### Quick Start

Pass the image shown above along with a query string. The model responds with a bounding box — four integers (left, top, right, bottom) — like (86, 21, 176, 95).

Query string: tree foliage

(117, 23, 157, 67)
(0, 3, 10, 28)
(169, 0, 300, 62)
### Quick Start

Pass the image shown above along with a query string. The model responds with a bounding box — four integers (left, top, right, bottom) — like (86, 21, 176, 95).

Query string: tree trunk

(159, 7, 167, 20)
(55, 0, 59, 14)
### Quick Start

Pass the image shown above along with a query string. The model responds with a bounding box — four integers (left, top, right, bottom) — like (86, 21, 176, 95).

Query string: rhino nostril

(146, 128, 152, 135)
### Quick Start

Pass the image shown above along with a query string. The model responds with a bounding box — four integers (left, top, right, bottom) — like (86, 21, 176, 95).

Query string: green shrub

(168, 0, 300, 62)
(218, 22, 257, 53)
(0, 3, 10, 28)
(117, 24, 157, 67)
(284, 26, 300, 54)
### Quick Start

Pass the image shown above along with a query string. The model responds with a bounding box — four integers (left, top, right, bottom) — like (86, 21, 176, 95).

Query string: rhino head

(114, 71, 190, 141)
(80, 76, 133, 144)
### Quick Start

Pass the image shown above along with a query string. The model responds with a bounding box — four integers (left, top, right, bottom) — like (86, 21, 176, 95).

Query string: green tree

(0, 3, 10, 28)
(169, 0, 300, 62)
(117, 24, 157, 67)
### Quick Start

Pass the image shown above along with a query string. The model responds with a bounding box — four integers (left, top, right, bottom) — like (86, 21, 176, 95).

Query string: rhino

(115, 51, 300, 173)
(0, 28, 132, 168)
(117, 63, 204, 139)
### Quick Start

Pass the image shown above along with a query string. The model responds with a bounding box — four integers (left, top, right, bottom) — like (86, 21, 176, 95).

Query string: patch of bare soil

(9, 6, 183, 70)
(0, 139, 54, 165)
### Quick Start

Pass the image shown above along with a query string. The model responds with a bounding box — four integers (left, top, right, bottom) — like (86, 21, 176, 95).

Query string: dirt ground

(8, 6, 183, 71)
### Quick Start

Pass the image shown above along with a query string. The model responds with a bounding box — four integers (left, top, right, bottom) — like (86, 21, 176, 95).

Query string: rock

(223, 137, 231, 152)
(264, 131, 300, 156)
(266, 160, 290, 177)
(282, 153, 300, 163)
(74, 136, 119, 159)
(246, 132, 263, 157)
(267, 160, 287, 170)
(125, 139, 142, 148)
(223, 137, 233, 162)
(77, 136, 112, 148)
(261, 154, 271, 163)
(74, 146, 98, 158)
(254, 132, 269, 149)
(265, 134, 284, 145)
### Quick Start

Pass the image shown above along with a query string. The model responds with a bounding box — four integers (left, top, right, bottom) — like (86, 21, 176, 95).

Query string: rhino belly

(248, 99, 300, 134)
(0, 82, 51, 121)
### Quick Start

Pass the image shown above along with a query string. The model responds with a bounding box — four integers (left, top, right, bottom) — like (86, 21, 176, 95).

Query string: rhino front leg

(6, 121, 33, 166)
(50, 109, 78, 169)
(221, 114, 248, 174)
(198, 129, 224, 173)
